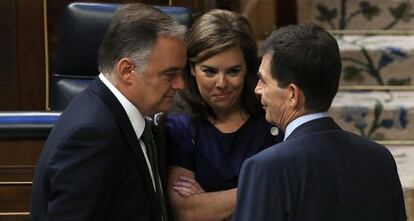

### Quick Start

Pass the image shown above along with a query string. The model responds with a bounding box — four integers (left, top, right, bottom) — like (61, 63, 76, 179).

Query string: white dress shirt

(284, 112, 329, 141)
(99, 73, 156, 190)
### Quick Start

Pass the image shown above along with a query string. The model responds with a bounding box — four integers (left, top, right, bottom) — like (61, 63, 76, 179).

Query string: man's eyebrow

(160, 67, 181, 73)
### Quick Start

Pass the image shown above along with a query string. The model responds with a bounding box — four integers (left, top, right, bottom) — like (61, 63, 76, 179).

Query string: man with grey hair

(30, 3, 186, 221)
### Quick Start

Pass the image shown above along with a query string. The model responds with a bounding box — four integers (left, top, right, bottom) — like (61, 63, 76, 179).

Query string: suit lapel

(90, 78, 156, 198)
(286, 117, 342, 141)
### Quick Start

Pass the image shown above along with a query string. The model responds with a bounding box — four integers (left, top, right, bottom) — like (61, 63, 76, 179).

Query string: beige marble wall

(330, 91, 414, 140)
(298, 0, 414, 30)
(337, 35, 414, 86)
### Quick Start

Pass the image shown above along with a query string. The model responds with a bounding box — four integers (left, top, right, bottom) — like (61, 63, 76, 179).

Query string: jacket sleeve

(233, 156, 286, 221)
(45, 125, 123, 220)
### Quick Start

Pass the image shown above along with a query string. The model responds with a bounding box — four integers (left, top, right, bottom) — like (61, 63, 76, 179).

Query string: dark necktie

(142, 120, 168, 221)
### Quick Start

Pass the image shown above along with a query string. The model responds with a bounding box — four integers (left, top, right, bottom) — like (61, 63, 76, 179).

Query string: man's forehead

(259, 54, 272, 71)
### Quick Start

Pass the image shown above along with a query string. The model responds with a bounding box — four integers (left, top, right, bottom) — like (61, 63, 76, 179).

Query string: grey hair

(98, 3, 186, 79)
(130, 20, 186, 74)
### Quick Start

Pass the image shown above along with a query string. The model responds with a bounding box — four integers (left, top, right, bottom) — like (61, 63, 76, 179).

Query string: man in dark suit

(233, 24, 406, 221)
(30, 3, 186, 221)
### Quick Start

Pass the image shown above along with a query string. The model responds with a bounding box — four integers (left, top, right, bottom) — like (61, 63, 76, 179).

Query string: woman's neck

(208, 109, 249, 133)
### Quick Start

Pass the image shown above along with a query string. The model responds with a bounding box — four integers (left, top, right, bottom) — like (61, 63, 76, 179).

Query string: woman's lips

(213, 92, 232, 99)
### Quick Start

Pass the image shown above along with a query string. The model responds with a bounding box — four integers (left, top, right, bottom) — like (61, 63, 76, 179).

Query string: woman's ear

(116, 58, 135, 83)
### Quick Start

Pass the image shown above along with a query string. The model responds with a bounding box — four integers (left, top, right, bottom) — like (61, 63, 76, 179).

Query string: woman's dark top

(165, 114, 283, 192)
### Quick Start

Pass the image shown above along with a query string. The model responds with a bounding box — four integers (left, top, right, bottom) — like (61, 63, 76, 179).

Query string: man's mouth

(164, 92, 176, 98)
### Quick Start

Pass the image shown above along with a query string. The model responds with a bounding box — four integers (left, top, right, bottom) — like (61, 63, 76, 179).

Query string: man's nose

(254, 81, 263, 95)
(172, 74, 185, 90)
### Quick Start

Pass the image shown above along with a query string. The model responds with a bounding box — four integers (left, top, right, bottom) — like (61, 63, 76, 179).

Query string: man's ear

(116, 58, 135, 83)
(287, 83, 304, 109)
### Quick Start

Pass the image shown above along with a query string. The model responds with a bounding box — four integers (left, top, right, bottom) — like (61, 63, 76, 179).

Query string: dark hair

(98, 3, 186, 76)
(260, 23, 342, 112)
(179, 9, 261, 119)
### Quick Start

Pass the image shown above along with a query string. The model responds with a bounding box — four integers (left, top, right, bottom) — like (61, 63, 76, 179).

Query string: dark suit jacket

(234, 117, 406, 221)
(30, 78, 162, 221)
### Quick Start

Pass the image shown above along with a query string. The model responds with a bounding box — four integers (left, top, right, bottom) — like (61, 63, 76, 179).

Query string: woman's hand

(168, 166, 237, 220)
(172, 176, 205, 197)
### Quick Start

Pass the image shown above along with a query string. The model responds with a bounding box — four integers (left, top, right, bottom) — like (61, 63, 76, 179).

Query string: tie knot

(142, 121, 153, 141)
(142, 120, 156, 154)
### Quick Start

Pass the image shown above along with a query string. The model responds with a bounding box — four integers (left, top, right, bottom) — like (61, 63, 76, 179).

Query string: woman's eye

(227, 68, 241, 76)
(202, 69, 216, 77)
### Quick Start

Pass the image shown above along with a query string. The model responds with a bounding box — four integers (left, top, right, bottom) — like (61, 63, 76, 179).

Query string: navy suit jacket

(234, 117, 406, 221)
(30, 78, 161, 221)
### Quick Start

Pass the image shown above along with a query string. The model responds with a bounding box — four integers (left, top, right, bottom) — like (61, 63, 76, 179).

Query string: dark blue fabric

(31, 78, 160, 221)
(234, 117, 407, 221)
(165, 114, 283, 192)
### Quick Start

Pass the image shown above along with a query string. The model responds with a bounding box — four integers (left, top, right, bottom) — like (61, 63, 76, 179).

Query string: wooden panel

(0, 140, 44, 166)
(170, 0, 199, 10)
(0, 166, 36, 182)
(15, 0, 46, 110)
(0, 184, 31, 213)
(276, 0, 297, 27)
(0, 0, 45, 110)
(142, 0, 168, 5)
(172, 0, 237, 12)
(0, 215, 28, 221)
(0, 140, 44, 218)
(0, 0, 18, 110)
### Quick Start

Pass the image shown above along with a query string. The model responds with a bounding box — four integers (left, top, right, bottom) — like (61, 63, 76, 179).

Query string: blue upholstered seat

(0, 112, 61, 138)
(50, 3, 193, 111)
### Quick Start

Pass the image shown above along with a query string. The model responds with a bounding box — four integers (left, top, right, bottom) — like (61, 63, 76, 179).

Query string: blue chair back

(50, 3, 193, 111)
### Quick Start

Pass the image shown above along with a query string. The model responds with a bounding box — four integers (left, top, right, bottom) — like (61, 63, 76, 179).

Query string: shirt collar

(99, 73, 145, 139)
(284, 112, 329, 141)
